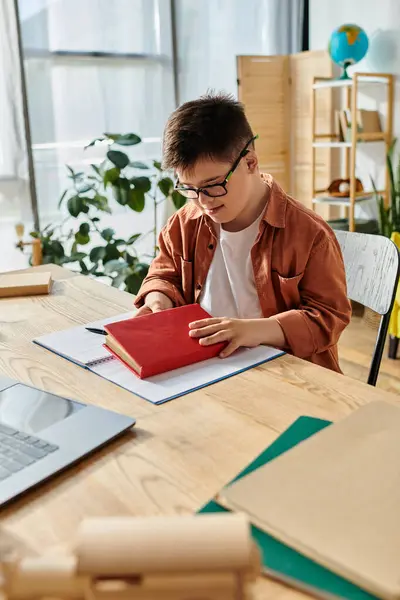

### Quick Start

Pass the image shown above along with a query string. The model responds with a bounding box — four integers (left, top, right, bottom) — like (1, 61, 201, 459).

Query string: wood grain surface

(0, 266, 398, 599)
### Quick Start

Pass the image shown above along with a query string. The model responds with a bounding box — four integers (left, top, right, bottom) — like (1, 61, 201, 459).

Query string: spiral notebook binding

(88, 355, 115, 368)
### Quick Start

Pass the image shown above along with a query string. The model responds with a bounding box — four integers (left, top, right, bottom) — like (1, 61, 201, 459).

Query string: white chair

(334, 230, 400, 386)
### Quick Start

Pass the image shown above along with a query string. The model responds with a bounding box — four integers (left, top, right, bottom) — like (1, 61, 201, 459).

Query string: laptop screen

(0, 385, 84, 435)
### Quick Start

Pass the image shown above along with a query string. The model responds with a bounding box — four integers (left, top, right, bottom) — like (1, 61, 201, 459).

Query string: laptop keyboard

(0, 423, 58, 481)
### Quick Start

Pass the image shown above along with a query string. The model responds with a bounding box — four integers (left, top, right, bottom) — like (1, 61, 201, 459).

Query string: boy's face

(176, 150, 259, 225)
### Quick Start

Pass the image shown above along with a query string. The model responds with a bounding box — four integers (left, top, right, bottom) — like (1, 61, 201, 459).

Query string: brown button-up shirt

(135, 175, 351, 372)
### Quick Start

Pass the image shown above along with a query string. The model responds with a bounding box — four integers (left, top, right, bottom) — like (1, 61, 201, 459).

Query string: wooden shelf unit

(311, 72, 394, 232)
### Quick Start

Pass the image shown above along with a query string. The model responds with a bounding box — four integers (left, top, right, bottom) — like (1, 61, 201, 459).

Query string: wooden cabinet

(237, 50, 339, 217)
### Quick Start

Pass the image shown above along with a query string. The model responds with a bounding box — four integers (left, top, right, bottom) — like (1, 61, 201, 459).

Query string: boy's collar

(260, 173, 287, 229)
(188, 173, 288, 229)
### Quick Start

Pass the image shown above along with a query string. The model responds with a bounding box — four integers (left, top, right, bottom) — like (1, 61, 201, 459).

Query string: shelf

(313, 75, 391, 90)
(313, 133, 386, 148)
(313, 193, 375, 206)
(313, 141, 351, 148)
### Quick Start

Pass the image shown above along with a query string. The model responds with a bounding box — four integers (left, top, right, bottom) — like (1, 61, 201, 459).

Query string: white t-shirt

(199, 212, 263, 319)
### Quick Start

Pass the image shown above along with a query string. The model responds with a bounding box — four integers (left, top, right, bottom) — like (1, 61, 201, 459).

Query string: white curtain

(175, 0, 305, 102)
(0, 0, 30, 218)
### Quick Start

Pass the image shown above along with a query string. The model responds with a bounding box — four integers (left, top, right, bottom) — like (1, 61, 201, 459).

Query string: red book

(103, 304, 226, 379)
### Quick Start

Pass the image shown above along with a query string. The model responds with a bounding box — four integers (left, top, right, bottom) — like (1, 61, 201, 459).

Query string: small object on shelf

(326, 177, 364, 197)
(339, 108, 382, 141)
(328, 24, 369, 80)
(313, 178, 374, 206)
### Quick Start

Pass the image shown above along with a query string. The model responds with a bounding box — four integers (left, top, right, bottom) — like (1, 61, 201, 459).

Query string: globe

(329, 24, 369, 79)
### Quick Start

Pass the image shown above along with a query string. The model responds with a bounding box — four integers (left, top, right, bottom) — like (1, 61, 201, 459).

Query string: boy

(134, 93, 351, 372)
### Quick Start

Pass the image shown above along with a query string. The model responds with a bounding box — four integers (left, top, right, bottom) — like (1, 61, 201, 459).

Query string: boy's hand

(189, 316, 286, 357)
(135, 291, 173, 317)
(189, 317, 264, 358)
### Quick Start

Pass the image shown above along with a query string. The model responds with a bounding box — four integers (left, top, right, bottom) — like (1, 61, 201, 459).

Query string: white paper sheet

(34, 313, 284, 404)
(33, 312, 134, 367)
(90, 345, 284, 404)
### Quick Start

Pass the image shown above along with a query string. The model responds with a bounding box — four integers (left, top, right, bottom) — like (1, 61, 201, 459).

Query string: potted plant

(24, 133, 185, 294)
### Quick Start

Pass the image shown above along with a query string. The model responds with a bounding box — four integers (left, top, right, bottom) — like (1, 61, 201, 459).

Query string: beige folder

(219, 401, 400, 600)
(0, 272, 52, 298)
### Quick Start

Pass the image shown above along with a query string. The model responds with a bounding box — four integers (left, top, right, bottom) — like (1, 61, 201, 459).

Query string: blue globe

(329, 24, 369, 79)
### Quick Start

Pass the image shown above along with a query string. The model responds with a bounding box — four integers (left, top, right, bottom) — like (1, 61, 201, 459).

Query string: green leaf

(158, 177, 174, 197)
(107, 150, 130, 169)
(127, 233, 141, 244)
(58, 189, 68, 209)
(49, 241, 65, 258)
(90, 163, 101, 175)
(128, 189, 145, 212)
(153, 160, 162, 171)
(131, 176, 152, 193)
(104, 259, 128, 273)
(103, 167, 120, 187)
(105, 133, 141, 146)
(387, 149, 396, 201)
(89, 194, 111, 213)
(89, 246, 107, 263)
(104, 243, 121, 261)
(172, 190, 186, 210)
(66, 165, 84, 180)
(101, 228, 115, 242)
(124, 264, 149, 294)
(69, 252, 87, 262)
(126, 252, 138, 266)
(84, 136, 107, 149)
(91, 217, 100, 223)
(79, 222, 90, 235)
(67, 195, 83, 218)
(79, 260, 89, 274)
(131, 161, 149, 169)
(74, 231, 90, 246)
(112, 179, 130, 206)
(77, 182, 94, 194)
(112, 273, 127, 289)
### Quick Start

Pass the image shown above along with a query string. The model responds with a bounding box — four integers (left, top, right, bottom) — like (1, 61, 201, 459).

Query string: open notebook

(34, 313, 284, 404)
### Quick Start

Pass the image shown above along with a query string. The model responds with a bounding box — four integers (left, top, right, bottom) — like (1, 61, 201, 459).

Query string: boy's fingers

(189, 318, 222, 329)
(189, 323, 225, 338)
(220, 341, 239, 358)
(135, 305, 152, 318)
(199, 330, 230, 345)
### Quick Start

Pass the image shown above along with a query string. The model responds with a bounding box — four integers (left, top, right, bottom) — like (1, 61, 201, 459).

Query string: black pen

(85, 327, 107, 335)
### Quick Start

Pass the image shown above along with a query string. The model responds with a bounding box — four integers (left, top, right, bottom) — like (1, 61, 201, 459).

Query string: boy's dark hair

(162, 91, 254, 171)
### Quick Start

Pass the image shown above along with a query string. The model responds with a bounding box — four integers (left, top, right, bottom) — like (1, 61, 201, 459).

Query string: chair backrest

(334, 230, 399, 316)
(334, 230, 400, 386)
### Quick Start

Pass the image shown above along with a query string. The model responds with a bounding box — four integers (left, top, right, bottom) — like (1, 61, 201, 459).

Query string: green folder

(199, 416, 379, 600)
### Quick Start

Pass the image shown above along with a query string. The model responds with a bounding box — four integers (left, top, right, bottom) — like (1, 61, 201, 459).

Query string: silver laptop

(0, 375, 135, 507)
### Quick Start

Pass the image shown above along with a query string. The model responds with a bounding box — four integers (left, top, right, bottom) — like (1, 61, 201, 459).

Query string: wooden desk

(0, 267, 398, 599)
(0, 263, 78, 282)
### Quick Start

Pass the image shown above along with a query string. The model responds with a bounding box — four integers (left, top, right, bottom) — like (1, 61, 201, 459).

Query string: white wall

(310, 0, 400, 222)
(310, 0, 400, 55)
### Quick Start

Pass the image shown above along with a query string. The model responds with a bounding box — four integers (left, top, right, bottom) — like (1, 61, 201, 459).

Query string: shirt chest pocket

(271, 271, 304, 310)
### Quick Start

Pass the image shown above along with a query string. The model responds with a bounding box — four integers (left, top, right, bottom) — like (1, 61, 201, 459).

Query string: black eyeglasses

(174, 135, 259, 199)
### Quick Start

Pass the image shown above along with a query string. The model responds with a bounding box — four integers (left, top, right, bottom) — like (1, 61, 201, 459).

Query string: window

(18, 0, 175, 238)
